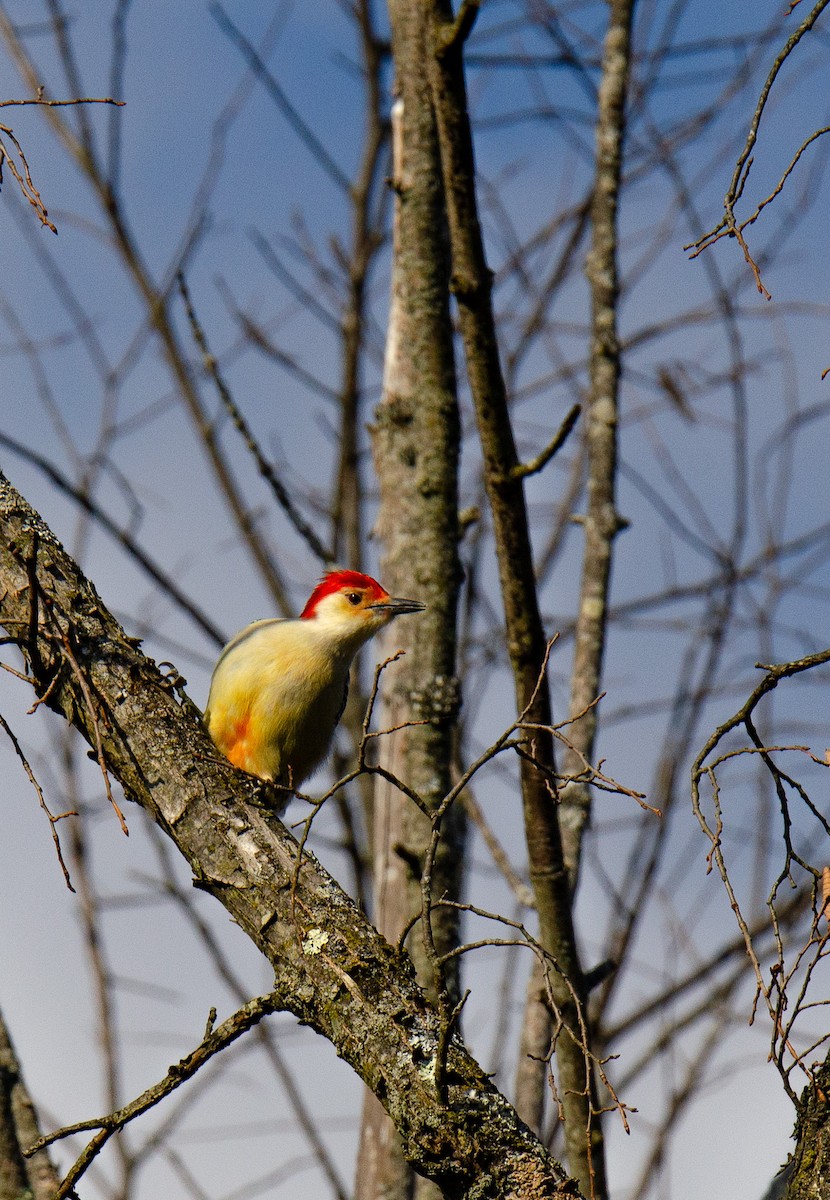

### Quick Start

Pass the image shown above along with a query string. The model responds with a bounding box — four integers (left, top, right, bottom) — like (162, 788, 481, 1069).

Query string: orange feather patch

(224, 713, 252, 770)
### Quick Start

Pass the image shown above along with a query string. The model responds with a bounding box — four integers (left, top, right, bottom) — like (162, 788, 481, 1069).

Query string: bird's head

(300, 570, 425, 647)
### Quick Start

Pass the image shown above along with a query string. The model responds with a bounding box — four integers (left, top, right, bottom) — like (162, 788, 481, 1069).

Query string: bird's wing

(335, 673, 349, 727)
(212, 618, 286, 674)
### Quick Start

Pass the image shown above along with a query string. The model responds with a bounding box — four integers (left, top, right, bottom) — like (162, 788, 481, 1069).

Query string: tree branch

(0, 469, 577, 1200)
(559, 0, 636, 882)
(0, 1007, 61, 1200)
(510, 404, 581, 482)
(425, 3, 607, 1191)
(27, 996, 279, 1200)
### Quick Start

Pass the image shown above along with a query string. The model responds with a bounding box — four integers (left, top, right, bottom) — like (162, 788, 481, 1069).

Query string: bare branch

(510, 403, 581, 481)
(688, 0, 830, 294)
(0, 121, 56, 232)
(27, 996, 280, 1200)
(0, 96, 124, 108)
(0, 471, 572, 1199)
(177, 273, 333, 565)
(209, 3, 351, 193)
(0, 710, 75, 889)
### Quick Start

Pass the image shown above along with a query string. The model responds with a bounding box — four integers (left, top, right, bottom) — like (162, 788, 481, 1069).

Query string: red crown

(301, 571, 388, 618)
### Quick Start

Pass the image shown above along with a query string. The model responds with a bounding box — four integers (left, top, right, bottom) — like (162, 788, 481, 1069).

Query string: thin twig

(0, 710, 76, 890)
(27, 996, 280, 1199)
(688, 0, 830, 295)
(0, 122, 56, 232)
(209, 3, 350, 193)
(511, 403, 581, 480)
(0, 96, 124, 108)
(0, 429, 226, 645)
(54, 624, 128, 835)
(177, 273, 333, 565)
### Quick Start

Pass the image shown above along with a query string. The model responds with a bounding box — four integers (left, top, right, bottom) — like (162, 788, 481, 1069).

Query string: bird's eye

(345, 592, 362, 606)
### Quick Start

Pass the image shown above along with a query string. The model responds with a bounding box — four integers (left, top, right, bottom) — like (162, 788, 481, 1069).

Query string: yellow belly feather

(206, 619, 350, 786)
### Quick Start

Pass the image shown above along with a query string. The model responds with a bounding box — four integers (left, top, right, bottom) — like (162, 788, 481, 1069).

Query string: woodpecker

(205, 570, 424, 798)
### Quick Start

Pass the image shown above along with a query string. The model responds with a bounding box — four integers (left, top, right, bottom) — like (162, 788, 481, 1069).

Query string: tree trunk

(0, 1008, 61, 1200)
(356, 15, 464, 1193)
(425, 4, 608, 1194)
(559, 0, 637, 885)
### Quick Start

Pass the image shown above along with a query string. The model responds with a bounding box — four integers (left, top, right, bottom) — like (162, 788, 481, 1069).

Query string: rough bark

(357, 15, 464, 1195)
(425, 5, 608, 1195)
(0, 1008, 60, 1200)
(559, 0, 637, 886)
(0, 471, 579, 1200)
(783, 1057, 830, 1200)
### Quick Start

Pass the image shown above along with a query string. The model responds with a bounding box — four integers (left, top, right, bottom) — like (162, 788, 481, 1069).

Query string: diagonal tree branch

(26, 996, 280, 1200)
(0, 469, 578, 1200)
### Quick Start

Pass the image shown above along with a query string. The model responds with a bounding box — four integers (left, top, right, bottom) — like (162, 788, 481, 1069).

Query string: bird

(204, 570, 424, 799)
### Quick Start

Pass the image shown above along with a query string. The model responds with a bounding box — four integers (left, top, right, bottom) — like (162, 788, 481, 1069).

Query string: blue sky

(2, 2, 830, 1198)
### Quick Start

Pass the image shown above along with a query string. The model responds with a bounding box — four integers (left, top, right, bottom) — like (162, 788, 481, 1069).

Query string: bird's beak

(372, 596, 426, 617)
